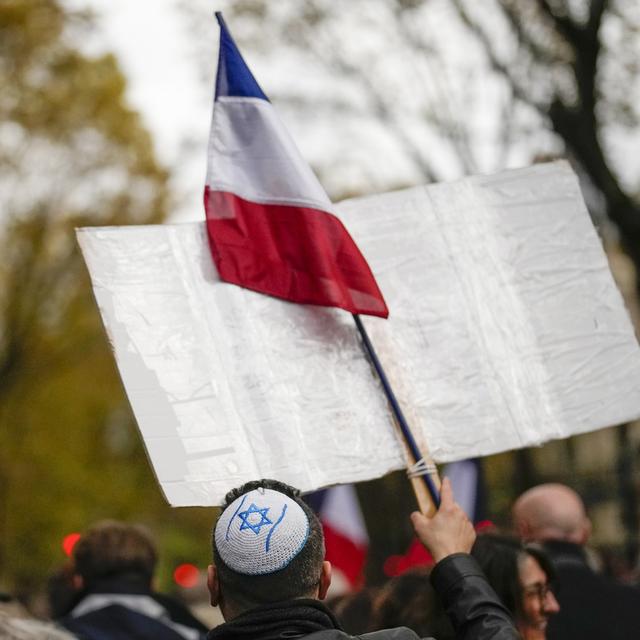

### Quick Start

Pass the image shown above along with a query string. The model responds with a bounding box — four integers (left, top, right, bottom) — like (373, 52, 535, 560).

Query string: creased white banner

(77, 162, 640, 506)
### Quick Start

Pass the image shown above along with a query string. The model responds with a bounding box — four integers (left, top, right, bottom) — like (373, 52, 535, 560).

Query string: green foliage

(0, 0, 212, 598)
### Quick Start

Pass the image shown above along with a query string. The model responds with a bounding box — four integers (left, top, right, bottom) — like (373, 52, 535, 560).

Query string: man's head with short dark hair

(73, 520, 158, 589)
(208, 479, 330, 619)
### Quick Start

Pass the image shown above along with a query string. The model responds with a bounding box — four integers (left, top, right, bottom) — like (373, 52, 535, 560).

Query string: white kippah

(215, 487, 310, 575)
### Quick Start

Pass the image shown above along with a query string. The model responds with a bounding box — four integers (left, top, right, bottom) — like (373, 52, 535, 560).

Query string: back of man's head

(210, 479, 326, 617)
(73, 520, 158, 588)
(512, 483, 591, 545)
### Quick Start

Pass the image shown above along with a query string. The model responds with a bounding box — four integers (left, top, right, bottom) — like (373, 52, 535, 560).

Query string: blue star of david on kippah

(237, 503, 273, 535)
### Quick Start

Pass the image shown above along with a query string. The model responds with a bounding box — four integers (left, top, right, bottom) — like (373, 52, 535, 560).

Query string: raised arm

(411, 478, 521, 640)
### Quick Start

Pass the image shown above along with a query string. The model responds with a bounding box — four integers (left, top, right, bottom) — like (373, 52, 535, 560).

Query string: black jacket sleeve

(430, 554, 521, 640)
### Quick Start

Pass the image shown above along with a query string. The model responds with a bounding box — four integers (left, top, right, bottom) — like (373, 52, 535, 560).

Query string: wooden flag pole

(352, 314, 441, 515)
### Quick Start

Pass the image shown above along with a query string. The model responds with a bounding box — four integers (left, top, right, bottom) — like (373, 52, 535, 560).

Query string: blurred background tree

(451, 0, 640, 292)
(0, 0, 212, 599)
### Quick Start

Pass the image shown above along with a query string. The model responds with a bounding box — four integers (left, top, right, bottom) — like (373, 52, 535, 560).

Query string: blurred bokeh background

(1, 0, 639, 612)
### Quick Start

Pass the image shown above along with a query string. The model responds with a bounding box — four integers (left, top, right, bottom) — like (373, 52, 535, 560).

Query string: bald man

(513, 483, 591, 545)
(513, 483, 640, 640)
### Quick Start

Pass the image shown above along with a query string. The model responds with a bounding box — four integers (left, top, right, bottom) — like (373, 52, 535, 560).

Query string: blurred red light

(62, 532, 81, 556)
(173, 563, 199, 588)
(474, 519, 496, 533)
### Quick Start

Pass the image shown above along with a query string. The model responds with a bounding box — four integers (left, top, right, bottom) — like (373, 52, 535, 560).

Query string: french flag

(204, 13, 388, 318)
(306, 485, 369, 589)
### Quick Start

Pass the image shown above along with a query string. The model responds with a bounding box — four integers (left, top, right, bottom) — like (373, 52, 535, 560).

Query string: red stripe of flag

(205, 189, 389, 317)
(322, 522, 368, 587)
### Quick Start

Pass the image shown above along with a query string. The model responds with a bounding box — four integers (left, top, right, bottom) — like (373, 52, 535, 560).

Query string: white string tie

(407, 458, 438, 479)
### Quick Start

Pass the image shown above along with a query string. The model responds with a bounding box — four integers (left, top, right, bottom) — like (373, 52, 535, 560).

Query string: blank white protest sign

(77, 161, 640, 506)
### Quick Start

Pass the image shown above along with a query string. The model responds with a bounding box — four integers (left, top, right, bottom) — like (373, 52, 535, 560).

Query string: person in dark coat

(513, 483, 640, 640)
(60, 520, 206, 640)
(205, 477, 519, 640)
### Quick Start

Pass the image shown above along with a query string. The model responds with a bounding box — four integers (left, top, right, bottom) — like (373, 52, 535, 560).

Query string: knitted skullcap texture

(215, 487, 310, 575)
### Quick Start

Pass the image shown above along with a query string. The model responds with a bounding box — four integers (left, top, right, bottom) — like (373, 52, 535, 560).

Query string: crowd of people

(2, 479, 640, 640)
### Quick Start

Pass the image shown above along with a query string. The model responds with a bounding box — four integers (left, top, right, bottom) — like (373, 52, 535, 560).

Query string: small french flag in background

(306, 485, 369, 590)
(204, 13, 388, 318)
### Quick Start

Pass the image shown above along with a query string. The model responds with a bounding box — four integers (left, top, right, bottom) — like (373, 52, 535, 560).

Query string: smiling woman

(472, 534, 559, 640)
(518, 553, 560, 639)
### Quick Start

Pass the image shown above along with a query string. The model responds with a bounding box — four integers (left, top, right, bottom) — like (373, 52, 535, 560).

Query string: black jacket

(61, 576, 206, 640)
(426, 553, 518, 640)
(208, 553, 519, 640)
(545, 540, 640, 640)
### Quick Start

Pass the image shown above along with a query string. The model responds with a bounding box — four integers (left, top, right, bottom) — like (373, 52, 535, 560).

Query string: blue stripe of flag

(215, 13, 268, 102)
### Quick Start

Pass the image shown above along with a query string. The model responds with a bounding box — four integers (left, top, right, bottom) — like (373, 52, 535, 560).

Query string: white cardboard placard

(78, 162, 640, 506)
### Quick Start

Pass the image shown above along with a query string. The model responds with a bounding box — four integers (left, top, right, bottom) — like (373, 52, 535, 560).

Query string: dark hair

(47, 562, 81, 618)
(370, 567, 455, 640)
(327, 587, 379, 635)
(471, 533, 556, 617)
(212, 479, 325, 609)
(73, 520, 157, 587)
